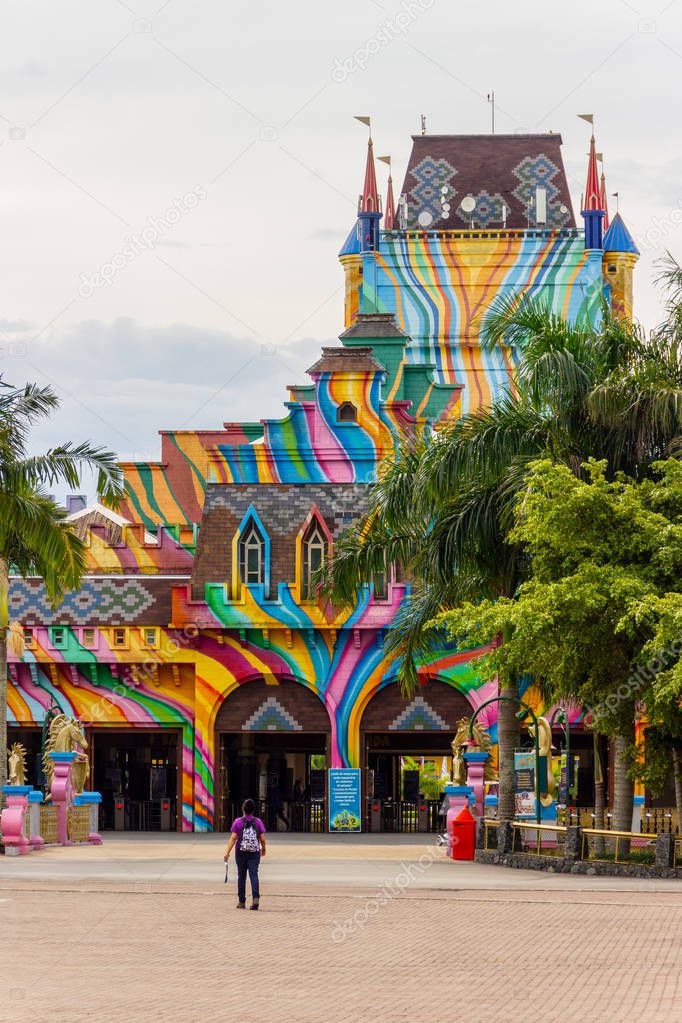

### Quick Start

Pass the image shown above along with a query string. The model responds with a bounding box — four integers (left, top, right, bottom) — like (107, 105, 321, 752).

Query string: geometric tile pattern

(8, 578, 156, 623)
(242, 696, 303, 731)
(388, 696, 449, 731)
(512, 153, 570, 228)
(455, 189, 507, 228)
(408, 157, 457, 228)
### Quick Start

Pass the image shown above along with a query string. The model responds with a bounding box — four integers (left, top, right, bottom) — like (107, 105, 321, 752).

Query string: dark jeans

(235, 851, 260, 903)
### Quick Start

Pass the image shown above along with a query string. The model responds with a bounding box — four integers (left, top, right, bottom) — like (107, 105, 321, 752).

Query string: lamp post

(469, 696, 542, 826)
(549, 707, 573, 805)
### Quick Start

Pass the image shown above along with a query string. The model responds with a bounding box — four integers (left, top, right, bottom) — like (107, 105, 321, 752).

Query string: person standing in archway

(224, 798, 267, 910)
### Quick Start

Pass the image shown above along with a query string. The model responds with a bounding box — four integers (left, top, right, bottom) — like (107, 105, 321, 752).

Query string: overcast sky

(1, 0, 681, 487)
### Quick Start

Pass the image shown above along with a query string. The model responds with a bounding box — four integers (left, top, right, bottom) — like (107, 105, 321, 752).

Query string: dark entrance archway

(91, 727, 182, 831)
(214, 678, 332, 832)
(361, 680, 473, 831)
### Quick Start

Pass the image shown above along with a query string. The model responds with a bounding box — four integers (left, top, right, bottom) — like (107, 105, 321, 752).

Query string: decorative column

(49, 751, 76, 846)
(73, 791, 103, 844)
(463, 751, 489, 818)
(0, 785, 32, 855)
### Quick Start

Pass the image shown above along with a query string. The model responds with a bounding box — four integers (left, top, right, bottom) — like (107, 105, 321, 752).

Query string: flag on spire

(378, 155, 395, 230)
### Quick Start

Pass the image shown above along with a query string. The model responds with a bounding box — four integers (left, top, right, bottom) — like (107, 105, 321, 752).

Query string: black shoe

(250, 900, 260, 911)
(236, 901, 246, 909)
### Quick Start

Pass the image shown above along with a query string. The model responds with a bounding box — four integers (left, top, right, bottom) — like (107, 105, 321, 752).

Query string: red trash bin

(451, 804, 476, 860)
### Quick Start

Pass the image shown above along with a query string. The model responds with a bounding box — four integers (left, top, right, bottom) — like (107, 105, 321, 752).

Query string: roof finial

(378, 155, 395, 230)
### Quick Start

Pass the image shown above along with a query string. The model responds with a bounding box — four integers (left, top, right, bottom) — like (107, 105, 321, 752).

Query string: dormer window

(302, 520, 328, 599)
(337, 401, 357, 423)
(239, 519, 265, 587)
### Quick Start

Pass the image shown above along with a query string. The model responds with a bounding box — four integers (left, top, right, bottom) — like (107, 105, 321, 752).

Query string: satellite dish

(417, 210, 433, 228)
(461, 195, 476, 214)
(441, 185, 449, 195)
(442, 203, 451, 214)
(442, 211, 449, 219)
(560, 204, 568, 214)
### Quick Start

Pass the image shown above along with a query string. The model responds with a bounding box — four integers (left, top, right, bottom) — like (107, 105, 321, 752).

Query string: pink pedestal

(463, 751, 490, 818)
(50, 752, 76, 846)
(1, 787, 31, 855)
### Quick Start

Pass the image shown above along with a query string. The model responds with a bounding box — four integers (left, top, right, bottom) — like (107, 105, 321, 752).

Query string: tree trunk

(592, 732, 605, 856)
(612, 732, 635, 858)
(497, 683, 518, 822)
(0, 556, 8, 790)
(672, 744, 682, 829)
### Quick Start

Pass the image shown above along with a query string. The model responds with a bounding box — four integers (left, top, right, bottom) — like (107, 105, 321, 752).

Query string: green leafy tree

(321, 285, 682, 822)
(0, 379, 123, 788)
(431, 459, 682, 832)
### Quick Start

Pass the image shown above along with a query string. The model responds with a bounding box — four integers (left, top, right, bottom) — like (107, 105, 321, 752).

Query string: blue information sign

(328, 768, 362, 832)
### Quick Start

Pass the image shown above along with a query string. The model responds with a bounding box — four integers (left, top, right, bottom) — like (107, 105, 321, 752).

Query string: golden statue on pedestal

(42, 715, 89, 798)
(450, 716, 497, 784)
(8, 743, 27, 786)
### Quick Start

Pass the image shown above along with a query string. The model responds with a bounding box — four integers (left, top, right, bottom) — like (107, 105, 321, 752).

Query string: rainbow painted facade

(7, 127, 639, 831)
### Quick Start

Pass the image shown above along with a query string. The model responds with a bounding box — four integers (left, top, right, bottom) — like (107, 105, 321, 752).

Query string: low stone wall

(475, 849, 681, 880)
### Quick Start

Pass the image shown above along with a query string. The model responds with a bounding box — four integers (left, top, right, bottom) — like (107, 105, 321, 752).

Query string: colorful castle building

(7, 125, 641, 832)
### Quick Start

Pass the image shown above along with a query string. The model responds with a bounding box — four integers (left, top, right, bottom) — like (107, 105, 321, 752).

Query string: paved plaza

(1, 835, 681, 1023)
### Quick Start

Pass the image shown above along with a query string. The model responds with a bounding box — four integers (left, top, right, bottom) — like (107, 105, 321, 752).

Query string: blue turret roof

(339, 220, 362, 257)
(603, 212, 639, 255)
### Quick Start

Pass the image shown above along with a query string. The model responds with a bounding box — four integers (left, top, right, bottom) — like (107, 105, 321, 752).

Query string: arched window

(337, 401, 357, 423)
(239, 519, 265, 587)
(302, 520, 328, 599)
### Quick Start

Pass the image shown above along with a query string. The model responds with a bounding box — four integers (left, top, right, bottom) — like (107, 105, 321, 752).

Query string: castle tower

(339, 134, 382, 327)
(603, 212, 640, 320)
(582, 131, 606, 250)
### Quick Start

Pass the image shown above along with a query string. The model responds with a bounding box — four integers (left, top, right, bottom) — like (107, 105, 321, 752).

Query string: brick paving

(1, 875, 681, 1022)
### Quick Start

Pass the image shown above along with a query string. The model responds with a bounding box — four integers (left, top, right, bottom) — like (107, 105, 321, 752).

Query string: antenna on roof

(420, 114, 427, 135)
(487, 91, 495, 133)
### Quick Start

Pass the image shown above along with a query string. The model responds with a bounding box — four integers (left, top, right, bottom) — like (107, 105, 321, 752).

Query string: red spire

(583, 134, 602, 212)
(384, 173, 396, 229)
(360, 137, 380, 214)
(600, 170, 609, 230)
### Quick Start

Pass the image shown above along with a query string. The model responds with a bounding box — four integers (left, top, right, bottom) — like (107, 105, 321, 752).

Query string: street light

(469, 695, 542, 825)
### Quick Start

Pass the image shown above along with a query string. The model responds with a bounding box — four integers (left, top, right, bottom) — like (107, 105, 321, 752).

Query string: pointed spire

(378, 155, 395, 230)
(583, 133, 602, 212)
(360, 136, 380, 214)
(600, 171, 609, 230)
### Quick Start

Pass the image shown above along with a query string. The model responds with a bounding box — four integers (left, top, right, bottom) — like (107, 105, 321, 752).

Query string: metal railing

(582, 828, 657, 864)
(512, 821, 568, 856)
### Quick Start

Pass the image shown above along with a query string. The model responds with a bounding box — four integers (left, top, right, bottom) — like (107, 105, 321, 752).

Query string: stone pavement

(1, 835, 681, 1022)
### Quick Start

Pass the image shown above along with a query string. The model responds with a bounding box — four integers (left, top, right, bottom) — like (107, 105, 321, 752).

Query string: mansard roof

(400, 133, 576, 231)
(306, 345, 385, 376)
(339, 312, 409, 341)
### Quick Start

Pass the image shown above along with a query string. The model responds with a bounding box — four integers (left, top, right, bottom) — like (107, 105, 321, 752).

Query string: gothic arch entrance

(361, 679, 473, 832)
(214, 678, 332, 832)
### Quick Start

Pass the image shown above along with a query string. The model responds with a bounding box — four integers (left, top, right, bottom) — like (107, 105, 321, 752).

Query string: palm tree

(320, 284, 682, 825)
(0, 378, 123, 788)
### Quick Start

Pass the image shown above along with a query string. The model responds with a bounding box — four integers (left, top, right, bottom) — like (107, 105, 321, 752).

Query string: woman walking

(224, 798, 267, 910)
